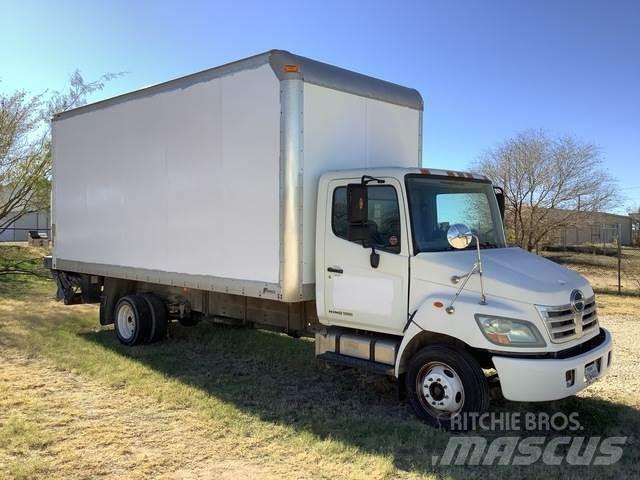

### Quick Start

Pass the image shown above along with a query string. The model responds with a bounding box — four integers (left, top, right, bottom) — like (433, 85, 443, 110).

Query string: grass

(0, 244, 639, 479)
(0, 244, 51, 296)
(0, 412, 53, 480)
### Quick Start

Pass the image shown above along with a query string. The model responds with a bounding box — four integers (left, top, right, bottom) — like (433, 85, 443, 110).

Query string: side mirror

(347, 183, 368, 224)
(447, 223, 473, 250)
(346, 181, 380, 269)
(494, 186, 505, 220)
(347, 224, 369, 243)
(347, 183, 369, 244)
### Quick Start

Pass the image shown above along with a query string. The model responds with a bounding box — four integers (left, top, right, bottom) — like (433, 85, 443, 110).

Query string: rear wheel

(141, 293, 168, 343)
(114, 295, 152, 346)
(405, 344, 489, 429)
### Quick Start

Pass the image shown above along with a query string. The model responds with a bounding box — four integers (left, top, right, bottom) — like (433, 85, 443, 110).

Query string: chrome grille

(537, 296, 598, 343)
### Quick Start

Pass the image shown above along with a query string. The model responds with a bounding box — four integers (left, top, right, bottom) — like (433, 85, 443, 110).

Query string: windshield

(405, 175, 506, 253)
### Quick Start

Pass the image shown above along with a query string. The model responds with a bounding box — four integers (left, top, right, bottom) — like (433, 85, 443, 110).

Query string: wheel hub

(420, 363, 465, 413)
(117, 303, 136, 340)
(429, 382, 445, 401)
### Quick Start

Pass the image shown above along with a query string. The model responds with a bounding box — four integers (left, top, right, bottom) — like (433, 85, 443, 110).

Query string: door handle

(327, 267, 343, 274)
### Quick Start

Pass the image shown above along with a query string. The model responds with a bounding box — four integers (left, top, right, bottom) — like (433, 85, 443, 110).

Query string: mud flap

(100, 277, 135, 325)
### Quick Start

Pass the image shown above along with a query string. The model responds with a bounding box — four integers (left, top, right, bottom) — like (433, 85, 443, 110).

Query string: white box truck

(47, 50, 613, 427)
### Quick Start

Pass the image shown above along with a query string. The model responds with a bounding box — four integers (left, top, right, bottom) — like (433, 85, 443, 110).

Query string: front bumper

(492, 327, 613, 402)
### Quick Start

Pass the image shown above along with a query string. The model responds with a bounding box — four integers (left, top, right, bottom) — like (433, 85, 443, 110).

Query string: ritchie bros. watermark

(450, 411, 582, 432)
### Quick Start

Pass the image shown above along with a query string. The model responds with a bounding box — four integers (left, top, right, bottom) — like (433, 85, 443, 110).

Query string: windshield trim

(404, 173, 506, 255)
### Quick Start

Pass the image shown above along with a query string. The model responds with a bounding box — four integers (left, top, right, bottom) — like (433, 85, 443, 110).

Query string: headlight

(475, 315, 546, 347)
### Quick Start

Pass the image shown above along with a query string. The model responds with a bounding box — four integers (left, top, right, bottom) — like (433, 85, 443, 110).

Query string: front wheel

(405, 344, 489, 429)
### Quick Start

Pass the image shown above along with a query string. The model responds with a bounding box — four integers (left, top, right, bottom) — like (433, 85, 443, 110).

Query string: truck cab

(315, 167, 613, 427)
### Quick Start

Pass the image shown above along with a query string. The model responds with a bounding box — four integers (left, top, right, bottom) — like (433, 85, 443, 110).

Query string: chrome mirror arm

(475, 234, 487, 306)
(445, 263, 478, 314)
(445, 235, 487, 314)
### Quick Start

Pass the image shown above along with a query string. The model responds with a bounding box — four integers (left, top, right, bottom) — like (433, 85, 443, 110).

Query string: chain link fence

(543, 224, 640, 295)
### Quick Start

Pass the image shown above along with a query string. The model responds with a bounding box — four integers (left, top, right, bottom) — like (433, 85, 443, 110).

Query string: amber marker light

(283, 64, 299, 73)
(487, 333, 511, 345)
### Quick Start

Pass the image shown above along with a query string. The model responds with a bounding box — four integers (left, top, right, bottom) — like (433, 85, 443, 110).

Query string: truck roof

(320, 167, 490, 183)
(52, 49, 423, 121)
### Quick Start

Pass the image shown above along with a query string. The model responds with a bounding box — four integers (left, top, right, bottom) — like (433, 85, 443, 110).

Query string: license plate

(585, 361, 600, 383)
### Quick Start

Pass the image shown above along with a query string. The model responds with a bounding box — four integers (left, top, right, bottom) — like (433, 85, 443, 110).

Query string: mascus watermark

(433, 412, 627, 466)
(433, 436, 627, 466)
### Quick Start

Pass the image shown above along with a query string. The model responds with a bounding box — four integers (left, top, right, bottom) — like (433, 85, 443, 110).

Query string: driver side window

(332, 185, 401, 253)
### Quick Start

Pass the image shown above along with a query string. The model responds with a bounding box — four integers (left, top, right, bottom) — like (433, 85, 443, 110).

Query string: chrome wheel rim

(416, 361, 465, 417)
(117, 303, 136, 340)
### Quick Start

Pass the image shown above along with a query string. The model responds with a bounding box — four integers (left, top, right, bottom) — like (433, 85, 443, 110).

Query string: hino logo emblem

(570, 290, 585, 313)
(571, 289, 585, 337)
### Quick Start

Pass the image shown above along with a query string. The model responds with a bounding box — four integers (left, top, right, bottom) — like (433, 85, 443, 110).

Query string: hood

(412, 247, 592, 307)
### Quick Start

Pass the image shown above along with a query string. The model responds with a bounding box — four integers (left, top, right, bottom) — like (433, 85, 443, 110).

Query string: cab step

(317, 351, 395, 376)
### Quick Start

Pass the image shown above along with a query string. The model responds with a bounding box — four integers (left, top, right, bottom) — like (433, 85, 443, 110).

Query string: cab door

(323, 177, 409, 334)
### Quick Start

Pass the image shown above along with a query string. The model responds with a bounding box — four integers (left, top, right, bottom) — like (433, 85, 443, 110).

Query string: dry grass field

(1, 245, 639, 479)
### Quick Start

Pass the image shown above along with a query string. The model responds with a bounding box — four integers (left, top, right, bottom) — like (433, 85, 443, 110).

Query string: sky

(2, 0, 639, 212)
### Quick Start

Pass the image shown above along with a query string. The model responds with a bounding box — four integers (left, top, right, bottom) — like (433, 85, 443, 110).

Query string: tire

(140, 293, 168, 343)
(114, 295, 152, 346)
(405, 344, 489, 430)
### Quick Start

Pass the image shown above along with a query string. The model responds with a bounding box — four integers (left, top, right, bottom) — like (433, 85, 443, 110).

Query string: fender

(394, 290, 535, 376)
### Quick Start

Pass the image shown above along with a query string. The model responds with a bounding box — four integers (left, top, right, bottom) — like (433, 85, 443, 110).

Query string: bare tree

(473, 130, 618, 251)
(626, 201, 640, 215)
(0, 71, 120, 234)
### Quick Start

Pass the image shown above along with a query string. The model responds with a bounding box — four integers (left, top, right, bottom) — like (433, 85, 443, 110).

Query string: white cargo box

(51, 50, 422, 302)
